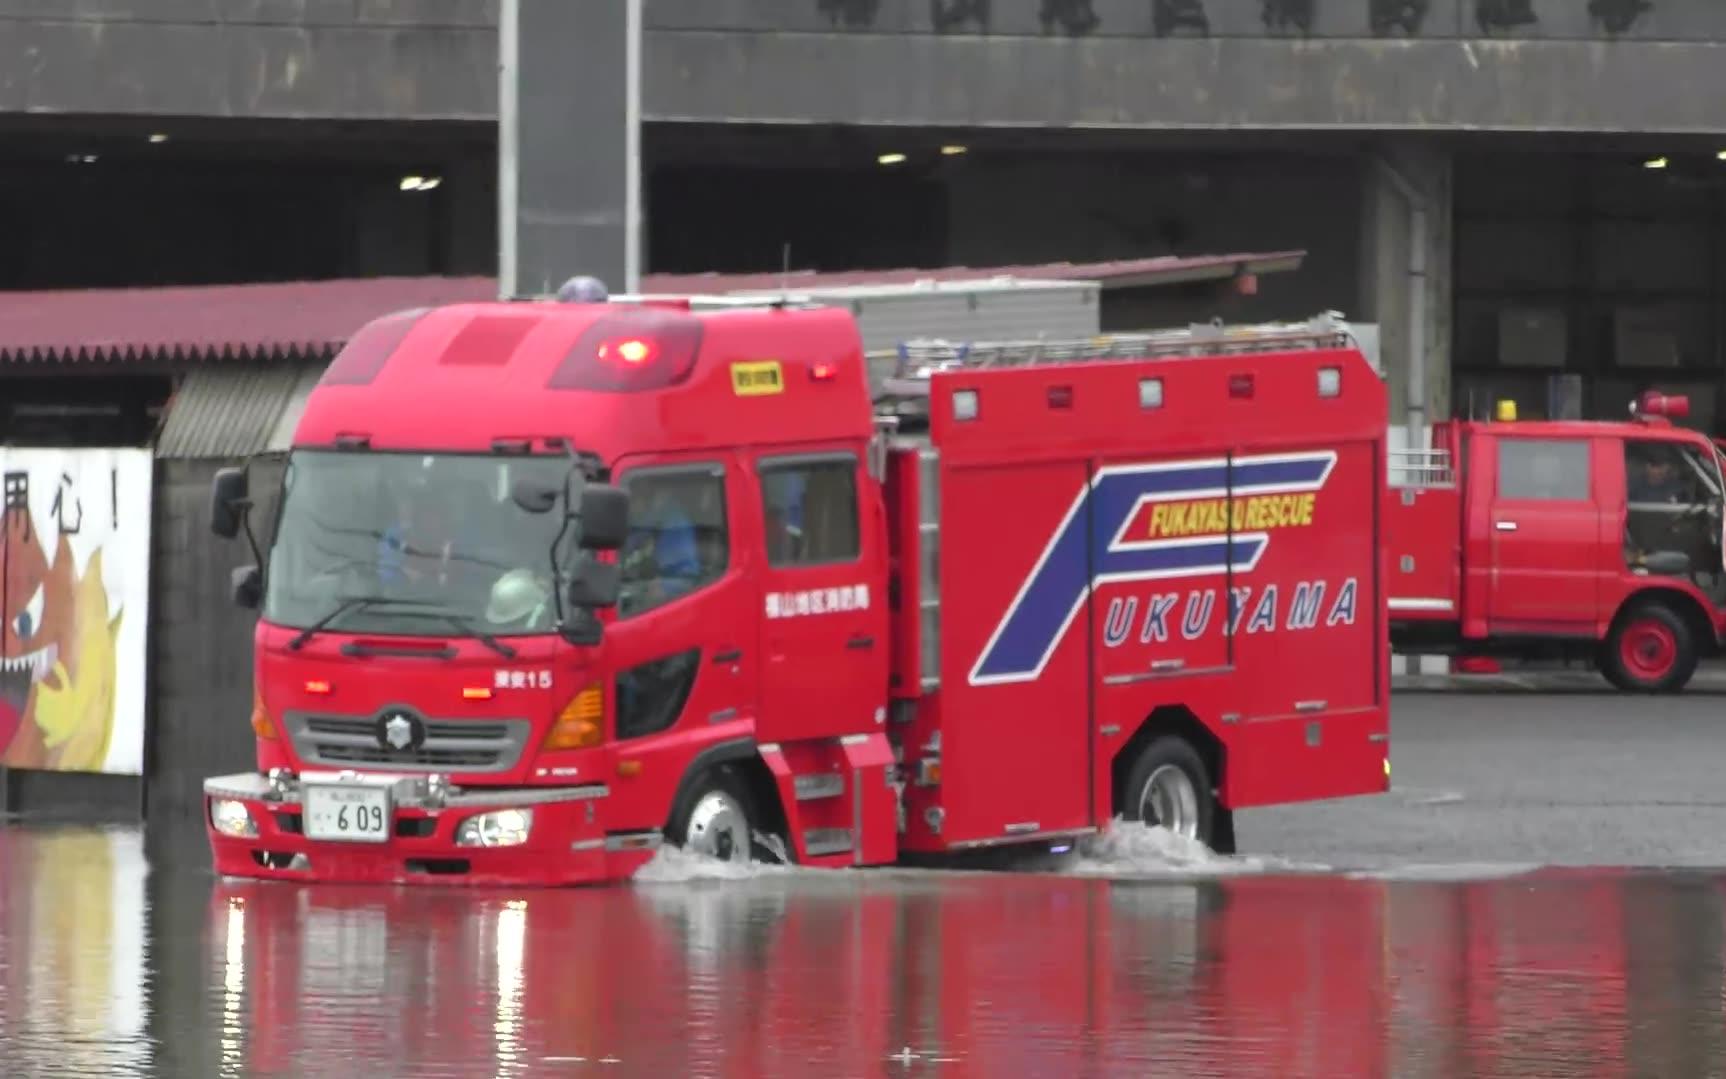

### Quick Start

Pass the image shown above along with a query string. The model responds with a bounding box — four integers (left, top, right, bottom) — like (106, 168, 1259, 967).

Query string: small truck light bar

(1633, 390, 1690, 420)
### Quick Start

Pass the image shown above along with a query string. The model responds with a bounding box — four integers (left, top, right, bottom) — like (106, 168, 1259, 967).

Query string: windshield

(263, 450, 578, 638)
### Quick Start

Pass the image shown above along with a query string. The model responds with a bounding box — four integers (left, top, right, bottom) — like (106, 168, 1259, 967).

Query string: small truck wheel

(1602, 602, 1697, 693)
(669, 766, 758, 864)
(1121, 736, 1219, 850)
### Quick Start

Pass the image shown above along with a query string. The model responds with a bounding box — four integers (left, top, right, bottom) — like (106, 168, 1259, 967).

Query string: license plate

(302, 784, 392, 844)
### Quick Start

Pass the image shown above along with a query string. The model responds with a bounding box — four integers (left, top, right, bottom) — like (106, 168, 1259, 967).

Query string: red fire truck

(200, 293, 1392, 886)
(1388, 392, 1726, 692)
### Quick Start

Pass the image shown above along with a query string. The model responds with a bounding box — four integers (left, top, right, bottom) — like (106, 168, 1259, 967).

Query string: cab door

(601, 452, 758, 748)
(750, 448, 889, 744)
(1486, 434, 1601, 630)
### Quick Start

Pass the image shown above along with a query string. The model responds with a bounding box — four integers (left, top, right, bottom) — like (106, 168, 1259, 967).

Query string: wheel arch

(1609, 586, 1717, 657)
(1110, 703, 1227, 816)
(662, 737, 789, 842)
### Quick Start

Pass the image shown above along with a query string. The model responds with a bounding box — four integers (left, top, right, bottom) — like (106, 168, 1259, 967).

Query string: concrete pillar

(499, 0, 640, 298)
(1362, 143, 1456, 678)
(1359, 142, 1453, 446)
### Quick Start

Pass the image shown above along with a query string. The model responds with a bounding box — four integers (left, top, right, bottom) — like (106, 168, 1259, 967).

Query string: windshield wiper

(287, 595, 394, 650)
(412, 609, 518, 659)
(288, 596, 518, 658)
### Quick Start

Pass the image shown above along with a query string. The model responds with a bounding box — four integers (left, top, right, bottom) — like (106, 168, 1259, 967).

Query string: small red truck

(201, 294, 1392, 886)
(1389, 392, 1726, 692)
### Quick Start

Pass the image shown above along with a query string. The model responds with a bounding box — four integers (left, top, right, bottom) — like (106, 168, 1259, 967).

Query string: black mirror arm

(235, 498, 266, 570)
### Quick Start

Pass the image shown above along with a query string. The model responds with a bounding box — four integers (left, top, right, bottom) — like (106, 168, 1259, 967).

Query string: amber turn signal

(250, 686, 278, 740)
(542, 684, 603, 750)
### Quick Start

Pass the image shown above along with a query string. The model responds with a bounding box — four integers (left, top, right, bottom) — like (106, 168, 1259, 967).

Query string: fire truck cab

(1388, 392, 1726, 692)
(200, 292, 1392, 887)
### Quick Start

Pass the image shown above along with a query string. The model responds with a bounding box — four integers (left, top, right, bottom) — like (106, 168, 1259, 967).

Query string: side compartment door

(939, 458, 1095, 844)
(602, 455, 757, 751)
(752, 448, 889, 743)
(1487, 435, 1600, 630)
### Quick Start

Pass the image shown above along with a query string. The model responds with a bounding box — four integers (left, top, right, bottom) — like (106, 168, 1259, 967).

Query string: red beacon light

(549, 308, 704, 393)
(598, 337, 657, 366)
(1633, 390, 1690, 422)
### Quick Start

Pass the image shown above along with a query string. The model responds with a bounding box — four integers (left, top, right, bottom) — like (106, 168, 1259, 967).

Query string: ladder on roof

(875, 310, 1357, 399)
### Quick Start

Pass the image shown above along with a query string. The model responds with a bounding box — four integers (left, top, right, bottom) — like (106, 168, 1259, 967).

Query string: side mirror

(211, 467, 250, 539)
(577, 484, 631, 551)
(510, 479, 560, 515)
(231, 564, 262, 609)
(566, 559, 620, 609)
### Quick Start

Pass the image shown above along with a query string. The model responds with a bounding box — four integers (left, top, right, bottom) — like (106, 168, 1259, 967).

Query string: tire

(667, 765, 760, 864)
(1120, 736, 1222, 851)
(1601, 602, 1697, 693)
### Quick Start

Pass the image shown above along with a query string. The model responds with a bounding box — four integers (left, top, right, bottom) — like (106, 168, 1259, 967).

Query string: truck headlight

(456, 808, 534, 848)
(210, 798, 258, 839)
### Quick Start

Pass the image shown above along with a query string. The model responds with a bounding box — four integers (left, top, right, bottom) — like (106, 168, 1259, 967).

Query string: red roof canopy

(0, 251, 1304, 367)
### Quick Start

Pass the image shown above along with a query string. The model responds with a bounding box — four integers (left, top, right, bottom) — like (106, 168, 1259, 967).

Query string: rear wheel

(1601, 602, 1697, 693)
(1120, 736, 1221, 851)
(669, 766, 758, 864)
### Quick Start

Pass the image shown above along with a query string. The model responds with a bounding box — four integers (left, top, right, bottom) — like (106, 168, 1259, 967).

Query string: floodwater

(6, 825, 1726, 1078)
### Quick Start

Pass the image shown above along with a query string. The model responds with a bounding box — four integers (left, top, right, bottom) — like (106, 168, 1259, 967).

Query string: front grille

(284, 712, 532, 773)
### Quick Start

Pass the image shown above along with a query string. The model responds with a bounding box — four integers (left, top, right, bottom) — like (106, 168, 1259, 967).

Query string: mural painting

(0, 449, 152, 776)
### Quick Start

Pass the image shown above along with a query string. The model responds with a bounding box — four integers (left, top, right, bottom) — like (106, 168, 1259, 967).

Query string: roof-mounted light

(1633, 390, 1690, 419)
(547, 309, 704, 393)
(600, 337, 657, 366)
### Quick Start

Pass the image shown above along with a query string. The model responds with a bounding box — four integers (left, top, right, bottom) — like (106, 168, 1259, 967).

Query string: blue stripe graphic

(968, 453, 1335, 685)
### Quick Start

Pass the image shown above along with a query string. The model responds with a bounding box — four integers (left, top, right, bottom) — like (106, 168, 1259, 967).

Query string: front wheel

(668, 766, 758, 864)
(1120, 736, 1223, 851)
(1601, 602, 1697, 693)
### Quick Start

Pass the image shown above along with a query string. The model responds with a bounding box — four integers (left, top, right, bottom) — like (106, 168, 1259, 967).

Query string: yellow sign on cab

(730, 360, 785, 396)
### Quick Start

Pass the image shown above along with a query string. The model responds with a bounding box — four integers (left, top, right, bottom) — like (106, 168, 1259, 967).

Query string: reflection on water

(4, 826, 1726, 1077)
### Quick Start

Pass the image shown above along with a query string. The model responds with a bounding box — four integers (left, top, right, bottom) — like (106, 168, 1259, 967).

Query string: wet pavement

(7, 688, 1726, 1077)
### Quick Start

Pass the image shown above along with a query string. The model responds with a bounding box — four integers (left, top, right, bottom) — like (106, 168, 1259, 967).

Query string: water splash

(1052, 819, 1332, 878)
(629, 843, 803, 885)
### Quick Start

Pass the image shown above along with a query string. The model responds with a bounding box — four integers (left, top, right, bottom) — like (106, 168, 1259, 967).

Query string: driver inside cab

(1629, 452, 1684, 505)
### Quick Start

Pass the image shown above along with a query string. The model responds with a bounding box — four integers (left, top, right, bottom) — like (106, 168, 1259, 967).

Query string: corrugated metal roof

(154, 363, 323, 460)
(0, 251, 1303, 368)
(641, 250, 1306, 295)
(0, 276, 497, 367)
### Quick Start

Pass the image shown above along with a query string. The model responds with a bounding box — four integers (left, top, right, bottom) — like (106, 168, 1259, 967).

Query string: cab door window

(616, 464, 728, 618)
(1497, 438, 1590, 501)
(759, 457, 860, 567)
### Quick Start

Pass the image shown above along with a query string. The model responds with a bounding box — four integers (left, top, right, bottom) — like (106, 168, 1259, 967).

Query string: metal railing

(875, 311, 1358, 399)
(1389, 448, 1455, 488)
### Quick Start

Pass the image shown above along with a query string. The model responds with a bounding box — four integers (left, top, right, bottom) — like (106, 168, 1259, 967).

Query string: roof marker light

(1317, 367, 1341, 397)
(1139, 378, 1163, 409)
(810, 362, 838, 382)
